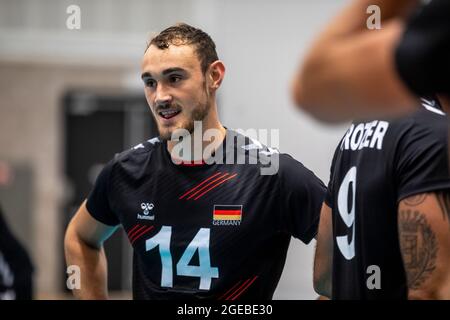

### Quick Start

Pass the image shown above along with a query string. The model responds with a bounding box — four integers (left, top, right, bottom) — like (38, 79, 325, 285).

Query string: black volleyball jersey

(325, 103, 450, 300)
(86, 129, 326, 300)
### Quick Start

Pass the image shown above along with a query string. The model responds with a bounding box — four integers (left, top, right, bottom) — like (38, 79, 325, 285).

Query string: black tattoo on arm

(399, 209, 438, 290)
(435, 191, 450, 222)
(404, 194, 427, 207)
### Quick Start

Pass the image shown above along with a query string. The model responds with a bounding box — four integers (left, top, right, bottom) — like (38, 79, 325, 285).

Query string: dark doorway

(62, 90, 158, 293)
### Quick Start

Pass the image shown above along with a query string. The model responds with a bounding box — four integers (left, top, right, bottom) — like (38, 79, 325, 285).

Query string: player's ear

(207, 60, 225, 90)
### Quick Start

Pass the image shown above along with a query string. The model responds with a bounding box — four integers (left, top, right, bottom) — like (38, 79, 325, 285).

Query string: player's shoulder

(110, 136, 163, 170)
(411, 98, 447, 125)
(226, 129, 313, 179)
(227, 129, 278, 166)
(393, 102, 448, 142)
(265, 146, 316, 182)
(277, 152, 309, 172)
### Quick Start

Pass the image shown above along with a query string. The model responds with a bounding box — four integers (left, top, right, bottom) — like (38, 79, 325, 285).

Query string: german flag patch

(212, 205, 242, 226)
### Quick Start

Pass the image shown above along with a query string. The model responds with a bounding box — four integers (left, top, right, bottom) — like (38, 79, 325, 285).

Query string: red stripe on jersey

(213, 210, 242, 216)
(193, 174, 237, 200)
(186, 173, 230, 200)
(224, 278, 252, 300)
(218, 280, 243, 300)
(229, 276, 258, 300)
(127, 224, 141, 237)
(130, 226, 154, 244)
(128, 225, 146, 240)
(179, 172, 223, 199)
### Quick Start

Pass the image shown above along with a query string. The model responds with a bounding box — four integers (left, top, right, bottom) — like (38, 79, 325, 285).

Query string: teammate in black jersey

(0, 163, 34, 300)
(0, 205, 33, 300)
(64, 23, 326, 300)
(313, 99, 450, 299)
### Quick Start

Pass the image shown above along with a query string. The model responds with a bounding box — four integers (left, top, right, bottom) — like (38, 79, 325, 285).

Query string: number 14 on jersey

(146, 226, 219, 290)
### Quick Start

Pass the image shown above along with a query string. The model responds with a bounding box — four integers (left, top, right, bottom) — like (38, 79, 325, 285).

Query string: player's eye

(169, 75, 182, 84)
(145, 79, 157, 88)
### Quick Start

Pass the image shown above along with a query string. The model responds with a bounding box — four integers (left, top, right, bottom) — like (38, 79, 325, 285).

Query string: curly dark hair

(146, 23, 219, 74)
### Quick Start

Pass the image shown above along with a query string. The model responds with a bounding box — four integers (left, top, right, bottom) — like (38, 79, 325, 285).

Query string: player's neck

(166, 110, 226, 163)
(438, 95, 450, 114)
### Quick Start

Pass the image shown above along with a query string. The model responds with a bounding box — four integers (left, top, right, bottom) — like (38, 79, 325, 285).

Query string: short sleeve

(86, 160, 120, 226)
(279, 155, 327, 244)
(396, 116, 450, 201)
(324, 145, 340, 209)
(395, 0, 450, 97)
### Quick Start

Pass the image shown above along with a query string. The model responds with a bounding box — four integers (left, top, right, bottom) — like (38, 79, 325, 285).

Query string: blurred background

(0, 0, 348, 299)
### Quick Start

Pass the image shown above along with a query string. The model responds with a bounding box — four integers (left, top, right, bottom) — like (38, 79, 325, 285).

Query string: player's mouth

(158, 109, 181, 120)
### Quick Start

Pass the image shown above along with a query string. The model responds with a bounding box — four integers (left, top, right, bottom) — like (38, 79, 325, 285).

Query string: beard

(157, 99, 210, 141)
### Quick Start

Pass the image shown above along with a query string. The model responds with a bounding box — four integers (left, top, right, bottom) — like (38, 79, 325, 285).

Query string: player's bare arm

(292, 0, 419, 123)
(313, 203, 333, 298)
(398, 193, 450, 299)
(64, 200, 118, 299)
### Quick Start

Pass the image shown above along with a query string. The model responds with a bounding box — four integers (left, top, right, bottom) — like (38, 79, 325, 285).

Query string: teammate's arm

(313, 203, 333, 298)
(398, 192, 450, 299)
(292, 0, 419, 123)
(64, 200, 118, 299)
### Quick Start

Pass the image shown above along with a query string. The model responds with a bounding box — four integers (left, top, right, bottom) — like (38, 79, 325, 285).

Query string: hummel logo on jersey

(138, 202, 155, 220)
(212, 205, 242, 226)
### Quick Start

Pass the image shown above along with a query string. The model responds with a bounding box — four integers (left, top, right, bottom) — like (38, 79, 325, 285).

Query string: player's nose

(154, 84, 172, 106)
